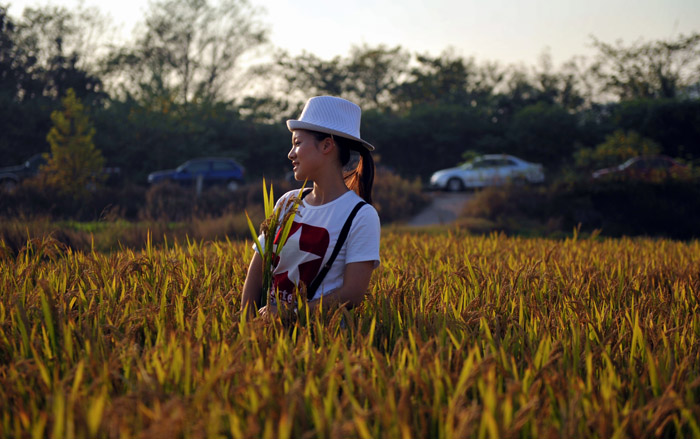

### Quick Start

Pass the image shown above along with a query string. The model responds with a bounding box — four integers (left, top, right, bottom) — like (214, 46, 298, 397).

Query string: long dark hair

(308, 130, 375, 205)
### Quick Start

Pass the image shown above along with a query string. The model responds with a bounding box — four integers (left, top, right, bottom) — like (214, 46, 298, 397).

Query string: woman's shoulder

(342, 192, 380, 224)
(336, 190, 374, 210)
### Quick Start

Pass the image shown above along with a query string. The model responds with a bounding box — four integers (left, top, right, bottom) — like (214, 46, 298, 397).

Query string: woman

(241, 96, 381, 316)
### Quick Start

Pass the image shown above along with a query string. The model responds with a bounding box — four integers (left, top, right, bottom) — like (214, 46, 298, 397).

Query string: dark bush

(0, 178, 146, 221)
(0, 169, 430, 252)
(550, 178, 700, 239)
(459, 178, 700, 239)
(140, 181, 197, 221)
(139, 179, 298, 222)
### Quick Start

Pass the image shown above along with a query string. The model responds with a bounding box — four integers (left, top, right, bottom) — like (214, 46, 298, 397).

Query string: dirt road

(406, 192, 473, 226)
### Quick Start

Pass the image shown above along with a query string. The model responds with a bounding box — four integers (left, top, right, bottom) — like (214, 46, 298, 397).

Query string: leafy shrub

(372, 168, 431, 223)
(458, 185, 557, 235)
(574, 130, 661, 171)
(461, 186, 527, 220)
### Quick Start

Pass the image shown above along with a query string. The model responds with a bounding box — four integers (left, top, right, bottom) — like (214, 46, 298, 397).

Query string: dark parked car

(147, 157, 245, 191)
(0, 154, 47, 191)
(0, 154, 122, 191)
(592, 155, 689, 181)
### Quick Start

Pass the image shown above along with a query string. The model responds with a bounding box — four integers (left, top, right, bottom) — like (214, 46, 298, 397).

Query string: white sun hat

(287, 96, 375, 151)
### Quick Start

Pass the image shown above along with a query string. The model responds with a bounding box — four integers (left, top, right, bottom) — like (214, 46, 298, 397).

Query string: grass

(0, 230, 699, 438)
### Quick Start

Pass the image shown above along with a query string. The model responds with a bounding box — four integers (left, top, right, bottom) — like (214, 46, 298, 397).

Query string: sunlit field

(1, 230, 699, 438)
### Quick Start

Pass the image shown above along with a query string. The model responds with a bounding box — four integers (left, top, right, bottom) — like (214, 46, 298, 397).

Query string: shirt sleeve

(345, 204, 381, 268)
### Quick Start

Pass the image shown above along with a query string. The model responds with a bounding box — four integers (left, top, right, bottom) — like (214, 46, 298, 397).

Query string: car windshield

(26, 154, 45, 168)
(619, 158, 638, 169)
(471, 159, 494, 169)
(212, 161, 236, 171)
(458, 156, 517, 170)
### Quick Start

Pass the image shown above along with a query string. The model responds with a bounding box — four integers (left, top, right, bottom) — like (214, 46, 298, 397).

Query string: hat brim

(287, 120, 375, 151)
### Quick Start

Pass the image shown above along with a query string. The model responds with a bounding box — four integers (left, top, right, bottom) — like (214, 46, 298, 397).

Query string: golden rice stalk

(245, 178, 307, 307)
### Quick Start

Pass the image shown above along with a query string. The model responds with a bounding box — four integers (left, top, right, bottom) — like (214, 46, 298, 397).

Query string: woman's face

(288, 130, 324, 181)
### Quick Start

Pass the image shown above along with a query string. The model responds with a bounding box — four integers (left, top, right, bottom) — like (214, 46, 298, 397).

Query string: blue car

(147, 157, 245, 191)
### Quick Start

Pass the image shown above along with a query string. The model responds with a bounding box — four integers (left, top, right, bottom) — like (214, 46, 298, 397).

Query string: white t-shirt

(256, 189, 381, 304)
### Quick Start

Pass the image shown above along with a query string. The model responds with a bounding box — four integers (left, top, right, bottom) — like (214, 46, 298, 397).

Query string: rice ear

(276, 210, 297, 253)
(275, 179, 308, 253)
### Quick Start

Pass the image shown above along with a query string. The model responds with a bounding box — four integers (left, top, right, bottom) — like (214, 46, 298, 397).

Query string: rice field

(1, 230, 699, 438)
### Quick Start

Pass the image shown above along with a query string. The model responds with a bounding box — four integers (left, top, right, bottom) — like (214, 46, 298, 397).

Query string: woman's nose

(288, 147, 296, 160)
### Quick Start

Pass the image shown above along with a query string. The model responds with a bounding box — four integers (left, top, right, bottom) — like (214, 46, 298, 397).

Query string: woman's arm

(307, 261, 375, 311)
(241, 252, 263, 316)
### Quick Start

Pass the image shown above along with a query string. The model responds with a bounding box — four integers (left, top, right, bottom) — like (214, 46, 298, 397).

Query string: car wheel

(226, 180, 240, 191)
(446, 177, 464, 192)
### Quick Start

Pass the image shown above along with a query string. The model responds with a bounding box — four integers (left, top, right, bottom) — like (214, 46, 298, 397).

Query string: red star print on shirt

(270, 221, 329, 304)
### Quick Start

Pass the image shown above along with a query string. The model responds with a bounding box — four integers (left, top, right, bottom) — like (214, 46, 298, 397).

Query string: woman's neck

(306, 172, 348, 206)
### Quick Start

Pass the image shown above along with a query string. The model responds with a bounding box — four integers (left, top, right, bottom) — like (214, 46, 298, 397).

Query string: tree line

(1, 0, 699, 187)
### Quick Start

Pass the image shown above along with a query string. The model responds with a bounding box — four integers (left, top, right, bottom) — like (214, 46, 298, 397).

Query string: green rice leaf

(262, 178, 272, 219)
(245, 211, 263, 255)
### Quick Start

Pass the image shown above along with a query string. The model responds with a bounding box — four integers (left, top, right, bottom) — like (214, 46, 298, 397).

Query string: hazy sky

(6, 0, 700, 66)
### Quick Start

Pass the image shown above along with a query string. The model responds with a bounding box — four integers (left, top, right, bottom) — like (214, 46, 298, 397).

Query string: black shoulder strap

(306, 200, 367, 300)
(301, 188, 312, 199)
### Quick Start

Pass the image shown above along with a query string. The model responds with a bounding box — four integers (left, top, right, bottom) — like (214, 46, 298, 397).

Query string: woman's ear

(320, 136, 335, 155)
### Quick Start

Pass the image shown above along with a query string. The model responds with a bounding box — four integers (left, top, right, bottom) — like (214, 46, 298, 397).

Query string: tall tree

(0, 6, 23, 100)
(589, 32, 700, 100)
(505, 102, 579, 168)
(0, 6, 41, 165)
(392, 51, 501, 113)
(344, 44, 410, 110)
(1, 6, 104, 165)
(532, 51, 586, 110)
(104, 0, 267, 105)
(394, 51, 472, 109)
(271, 44, 410, 111)
(41, 88, 105, 198)
(13, 5, 108, 102)
(273, 50, 348, 104)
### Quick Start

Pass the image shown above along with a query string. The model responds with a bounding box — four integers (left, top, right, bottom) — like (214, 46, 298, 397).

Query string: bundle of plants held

(246, 179, 307, 308)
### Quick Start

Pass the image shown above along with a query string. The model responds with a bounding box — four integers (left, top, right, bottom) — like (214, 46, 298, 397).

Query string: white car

(430, 154, 545, 191)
